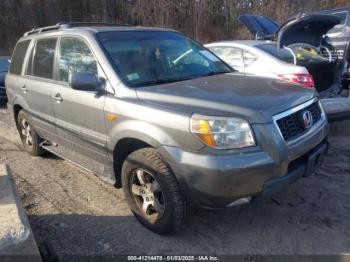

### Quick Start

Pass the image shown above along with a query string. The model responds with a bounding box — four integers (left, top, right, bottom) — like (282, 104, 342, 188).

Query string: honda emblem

(302, 111, 313, 129)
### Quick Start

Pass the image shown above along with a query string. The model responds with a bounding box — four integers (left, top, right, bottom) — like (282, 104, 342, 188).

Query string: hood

(277, 14, 342, 48)
(238, 14, 279, 39)
(239, 13, 342, 48)
(136, 73, 316, 124)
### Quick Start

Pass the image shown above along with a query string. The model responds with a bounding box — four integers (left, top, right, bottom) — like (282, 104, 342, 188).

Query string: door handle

(51, 93, 63, 103)
(21, 85, 28, 93)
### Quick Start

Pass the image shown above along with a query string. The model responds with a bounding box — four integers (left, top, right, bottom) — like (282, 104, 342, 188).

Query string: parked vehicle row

(207, 8, 350, 121)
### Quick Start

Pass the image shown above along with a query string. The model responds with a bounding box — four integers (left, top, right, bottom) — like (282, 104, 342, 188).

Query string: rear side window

(209, 46, 244, 69)
(9, 40, 30, 75)
(30, 38, 57, 79)
(243, 50, 258, 66)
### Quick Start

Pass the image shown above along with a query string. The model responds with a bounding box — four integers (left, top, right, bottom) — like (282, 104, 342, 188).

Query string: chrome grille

(274, 100, 323, 142)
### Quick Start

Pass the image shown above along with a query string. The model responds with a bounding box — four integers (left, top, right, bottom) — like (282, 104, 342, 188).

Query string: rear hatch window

(256, 43, 294, 63)
(256, 43, 328, 65)
(290, 45, 329, 65)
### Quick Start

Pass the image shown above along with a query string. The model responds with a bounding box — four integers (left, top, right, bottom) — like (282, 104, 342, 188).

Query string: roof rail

(59, 22, 131, 27)
(24, 22, 131, 36)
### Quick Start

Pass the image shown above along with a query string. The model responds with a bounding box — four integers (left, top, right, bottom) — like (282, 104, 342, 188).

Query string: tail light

(278, 74, 315, 87)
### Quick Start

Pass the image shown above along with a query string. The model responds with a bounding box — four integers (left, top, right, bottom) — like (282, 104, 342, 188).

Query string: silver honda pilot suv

(6, 23, 329, 234)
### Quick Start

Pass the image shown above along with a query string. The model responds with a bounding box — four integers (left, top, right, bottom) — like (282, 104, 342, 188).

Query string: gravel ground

(0, 102, 350, 259)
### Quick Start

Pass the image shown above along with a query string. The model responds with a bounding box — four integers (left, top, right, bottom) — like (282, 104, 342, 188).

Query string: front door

(52, 36, 108, 163)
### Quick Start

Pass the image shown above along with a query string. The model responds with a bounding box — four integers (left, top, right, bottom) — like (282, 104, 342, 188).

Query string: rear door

(238, 14, 279, 39)
(52, 36, 108, 163)
(15, 38, 60, 141)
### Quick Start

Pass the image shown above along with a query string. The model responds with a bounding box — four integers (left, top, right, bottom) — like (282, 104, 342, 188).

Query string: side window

(59, 37, 97, 82)
(243, 50, 258, 66)
(209, 46, 244, 69)
(9, 40, 30, 75)
(31, 38, 57, 79)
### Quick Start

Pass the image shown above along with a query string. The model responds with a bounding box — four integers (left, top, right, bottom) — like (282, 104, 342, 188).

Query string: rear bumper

(320, 78, 350, 121)
(321, 96, 350, 121)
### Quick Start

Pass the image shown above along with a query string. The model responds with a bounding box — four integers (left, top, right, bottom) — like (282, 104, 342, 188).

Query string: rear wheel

(17, 110, 44, 156)
(122, 148, 189, 234)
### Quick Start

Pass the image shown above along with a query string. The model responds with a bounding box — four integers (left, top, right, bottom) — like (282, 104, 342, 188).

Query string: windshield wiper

(136, 76, 202, 87)
(207, 71, 225, 76)
(134, 71, 231, 87)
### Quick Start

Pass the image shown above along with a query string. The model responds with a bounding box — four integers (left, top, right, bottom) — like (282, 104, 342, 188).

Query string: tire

(17, 110, 45, 156)
(122, 148, 189, 234)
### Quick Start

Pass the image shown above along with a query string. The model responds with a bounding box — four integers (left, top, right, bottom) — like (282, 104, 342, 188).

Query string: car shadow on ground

(28, 182, 350, 259)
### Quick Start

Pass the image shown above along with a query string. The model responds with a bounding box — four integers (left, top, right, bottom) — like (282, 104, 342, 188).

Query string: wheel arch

(113, 136, 153, 188)
(13, 104, 24, 129)
(11, 95, 30, 129)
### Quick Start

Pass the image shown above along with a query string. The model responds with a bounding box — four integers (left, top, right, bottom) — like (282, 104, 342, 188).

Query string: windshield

(256, 43, 327, 64)
(97, 31, 232, 87)
(0, 57, 10, 72)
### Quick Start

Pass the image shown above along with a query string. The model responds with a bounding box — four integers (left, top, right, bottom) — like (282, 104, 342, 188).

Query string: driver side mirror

(69, 72, 104, 92)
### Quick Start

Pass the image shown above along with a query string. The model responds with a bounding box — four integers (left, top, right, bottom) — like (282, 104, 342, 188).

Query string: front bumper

(159, 119, 329, 208)
(252, 140, 328, 201)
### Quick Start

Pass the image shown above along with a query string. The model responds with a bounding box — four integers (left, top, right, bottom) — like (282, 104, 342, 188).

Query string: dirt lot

(0, 102, 350, 259)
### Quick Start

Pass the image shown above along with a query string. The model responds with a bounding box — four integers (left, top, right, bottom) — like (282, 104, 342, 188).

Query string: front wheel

(122, 148, 189, 234)
(17, 110, 45, 156)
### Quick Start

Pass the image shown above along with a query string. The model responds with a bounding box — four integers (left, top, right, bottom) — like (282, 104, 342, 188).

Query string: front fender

(107, 120, 179, 153)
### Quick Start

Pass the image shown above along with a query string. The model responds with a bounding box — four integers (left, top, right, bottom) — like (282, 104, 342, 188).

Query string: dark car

(316, 6, 350, 86)
(239, 11, 350, 120)
(0, 56, 10, 101)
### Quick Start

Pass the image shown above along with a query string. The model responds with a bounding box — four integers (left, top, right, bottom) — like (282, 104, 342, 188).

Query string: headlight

(190, 114, 255, 149)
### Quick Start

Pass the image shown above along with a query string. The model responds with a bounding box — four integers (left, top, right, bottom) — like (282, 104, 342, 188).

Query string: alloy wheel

(130, 168, 165, 219)
(20, 119, 33, 146)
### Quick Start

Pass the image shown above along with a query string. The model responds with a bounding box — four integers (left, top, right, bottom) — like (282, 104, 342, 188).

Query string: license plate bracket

(304, 143, 328, 177)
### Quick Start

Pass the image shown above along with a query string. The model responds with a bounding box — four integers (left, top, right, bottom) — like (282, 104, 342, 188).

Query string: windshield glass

(0, 57, 10, 72)
(97, 31, 232, 87)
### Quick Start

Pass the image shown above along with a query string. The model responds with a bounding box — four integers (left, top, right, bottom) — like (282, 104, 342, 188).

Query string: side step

(41, 143, 116, 185)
